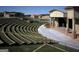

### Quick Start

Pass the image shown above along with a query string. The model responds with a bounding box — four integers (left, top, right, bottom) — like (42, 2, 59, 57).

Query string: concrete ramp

(38, 25, 79, 50)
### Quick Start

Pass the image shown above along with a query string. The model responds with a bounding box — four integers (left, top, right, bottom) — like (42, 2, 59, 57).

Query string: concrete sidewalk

(38, 25, 79, 49)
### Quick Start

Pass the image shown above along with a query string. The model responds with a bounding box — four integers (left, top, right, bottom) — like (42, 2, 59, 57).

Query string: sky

(0, 6, 65, 15)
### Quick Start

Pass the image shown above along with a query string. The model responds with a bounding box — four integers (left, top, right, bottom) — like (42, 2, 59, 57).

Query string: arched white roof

(49, 10, 66, 17)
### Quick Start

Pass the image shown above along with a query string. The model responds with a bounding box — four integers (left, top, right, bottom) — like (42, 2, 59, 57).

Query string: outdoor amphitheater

(0, 17, 79, 52)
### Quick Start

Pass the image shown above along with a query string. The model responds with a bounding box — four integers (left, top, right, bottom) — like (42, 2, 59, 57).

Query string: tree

(15, 12, 24, 17)
(0, 12, 4, 17)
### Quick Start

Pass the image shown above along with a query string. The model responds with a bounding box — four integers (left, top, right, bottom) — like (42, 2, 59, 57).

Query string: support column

(49, 17, 54, 28)
(66, 18, 69, 35)
(56, 18, 59, 27)
(52, 17, 55, 28)
(47, 17, 52, 28)
(72, 18, 76, 39)
(50, 17, 52, 28)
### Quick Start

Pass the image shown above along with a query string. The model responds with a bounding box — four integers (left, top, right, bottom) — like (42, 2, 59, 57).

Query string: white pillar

(48, 17, 52, 28)
(72, 18, 76, 39)
(56, 18, 59, 27)
(52, 17, 55, 28)
(66, 18, 69, 34)
(49, 18, 52, 24)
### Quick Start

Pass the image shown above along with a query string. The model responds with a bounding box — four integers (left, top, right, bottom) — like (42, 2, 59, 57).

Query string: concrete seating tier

(0, 18, 56, 45)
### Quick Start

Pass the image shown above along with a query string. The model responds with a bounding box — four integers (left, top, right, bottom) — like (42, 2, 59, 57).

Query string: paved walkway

(38, 25, 79, 50)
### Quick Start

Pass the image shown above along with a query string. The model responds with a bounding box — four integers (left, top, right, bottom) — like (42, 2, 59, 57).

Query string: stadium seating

(0, 24, 15, 45)
(0, 18, 55, 45)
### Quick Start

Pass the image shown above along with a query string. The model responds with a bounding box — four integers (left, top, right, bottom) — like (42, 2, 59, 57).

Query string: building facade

(65, 6, 79, 38)
(49, 7, 79, 39)
(49, 9, 66, 28)
(0, 11, 24, 18)
(31, 14, 49, 20)
(39, 14, 49, 20)
(31, 14, 40, 19)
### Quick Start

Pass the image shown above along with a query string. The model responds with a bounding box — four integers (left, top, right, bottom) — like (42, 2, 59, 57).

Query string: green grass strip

(32, 44, 46, 52)
(47, 44, 68, 52)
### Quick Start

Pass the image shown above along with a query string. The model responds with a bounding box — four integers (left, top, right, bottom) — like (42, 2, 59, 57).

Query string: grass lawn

(0, 44, 42, 52)
(0, 43, 79, 52)
(36, 44, 64, 52)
